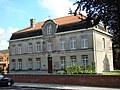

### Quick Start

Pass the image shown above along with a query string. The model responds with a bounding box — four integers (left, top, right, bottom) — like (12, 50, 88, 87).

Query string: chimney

(30, 19, 36, 27)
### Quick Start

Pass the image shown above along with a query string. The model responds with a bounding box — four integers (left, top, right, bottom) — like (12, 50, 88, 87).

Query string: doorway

(48, 56, 52, 74)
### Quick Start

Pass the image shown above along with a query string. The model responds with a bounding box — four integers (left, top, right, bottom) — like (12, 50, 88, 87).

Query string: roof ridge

(14, 14, 85, 34)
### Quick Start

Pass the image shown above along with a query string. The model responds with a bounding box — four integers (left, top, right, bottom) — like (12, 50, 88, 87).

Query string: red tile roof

(16, 14, 86, 33)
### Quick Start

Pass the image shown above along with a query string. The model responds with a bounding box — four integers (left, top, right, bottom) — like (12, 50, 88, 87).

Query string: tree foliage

(71, 0, 120, 69)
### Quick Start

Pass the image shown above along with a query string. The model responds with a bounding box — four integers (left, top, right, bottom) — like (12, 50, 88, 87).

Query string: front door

(48, 57, 52, 74)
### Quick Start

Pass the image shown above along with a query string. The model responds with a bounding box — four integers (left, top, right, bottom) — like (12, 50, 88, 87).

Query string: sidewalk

(13, 82, 120, 90)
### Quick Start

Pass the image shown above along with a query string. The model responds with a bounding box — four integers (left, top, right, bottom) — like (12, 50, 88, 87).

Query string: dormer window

(47, 24, 52, 35)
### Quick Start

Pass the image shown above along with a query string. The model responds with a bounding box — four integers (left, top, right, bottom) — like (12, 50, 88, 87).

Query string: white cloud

(37, 0, 75, 18)
(0, 26, 18, 50)
(0, 40, 8, 50)
(0, 27, 4, 37)
(8, 26, 18, 35)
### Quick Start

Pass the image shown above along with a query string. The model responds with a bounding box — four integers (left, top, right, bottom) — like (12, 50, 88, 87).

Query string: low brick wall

(5, 74, 120, 87)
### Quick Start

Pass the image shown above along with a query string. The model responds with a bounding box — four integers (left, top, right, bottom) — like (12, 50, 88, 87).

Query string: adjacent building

(9, 14, 113, 74)
(0, 50, 9, 73)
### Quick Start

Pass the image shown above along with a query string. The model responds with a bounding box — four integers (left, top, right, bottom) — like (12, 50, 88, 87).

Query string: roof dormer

(42, 19, 58, 36)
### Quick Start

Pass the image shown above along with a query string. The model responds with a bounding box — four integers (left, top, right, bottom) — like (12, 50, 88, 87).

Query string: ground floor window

(18, 59, 22, 70)
(82, 55, 88, 68)
(36, 58, 41, 70)
(70, 56, 76, 66)
(11, 59, 16, 70)
(28, 58, 33, 70)
(60, 56, 66, 69)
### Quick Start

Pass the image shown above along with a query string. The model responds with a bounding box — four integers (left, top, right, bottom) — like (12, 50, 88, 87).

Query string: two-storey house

(9, 14, 113, 74)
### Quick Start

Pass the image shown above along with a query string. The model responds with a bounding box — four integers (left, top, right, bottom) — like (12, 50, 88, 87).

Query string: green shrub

(64, 65, 95, 74)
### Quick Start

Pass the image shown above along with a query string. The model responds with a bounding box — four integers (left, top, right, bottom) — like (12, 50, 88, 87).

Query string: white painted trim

(56, 28, 90, 35)
(93, 27, 112, 37)
(9, 35, 43, 42)
(56, 27, 112, 37)
(9, 27, 112, 42)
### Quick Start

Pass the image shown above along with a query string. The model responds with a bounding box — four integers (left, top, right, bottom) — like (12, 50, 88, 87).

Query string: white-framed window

(47, 24, 52, 35)
(28, 43, 33, 53)
(28, 58, 33, 70)
(36, 58, 41, 70)
(70, 38, 76, 49)
(60, 56, 66, 69)
(82, 55, 88, 68)
(11, 59, 16, 70)
(12, 45, 16, 55)
(81, 37, 88, 49)
(102, 38, 105, 49)
(70, 56, 76, 66)
(36, 42, 42, 52)
(0, 57, 3, 61)
(47, 42, 52, 51)
(18, 59, 22, 70)
(18, 44, 22, 54)
(60, 39, 65, 50)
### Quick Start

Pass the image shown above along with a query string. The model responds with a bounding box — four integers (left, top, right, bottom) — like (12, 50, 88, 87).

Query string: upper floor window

(70, 38, 76, 49)
(60, 39, 65, 50)
(36, 42, 42, 52)
(47, 24, 52, 35)
(28, 43, 33, 53)
(81, 37, 88, 49)
(102, 38, 105, 49)
(18, 44, 22, 54)
(47, 42, 52, 51)
(12, 45, 16, 55)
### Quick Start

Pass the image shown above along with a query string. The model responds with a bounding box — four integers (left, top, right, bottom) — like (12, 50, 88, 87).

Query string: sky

(0, 0, 85, 50)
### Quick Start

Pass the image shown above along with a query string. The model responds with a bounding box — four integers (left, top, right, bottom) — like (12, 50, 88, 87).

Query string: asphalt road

(0, 82, 120, 90)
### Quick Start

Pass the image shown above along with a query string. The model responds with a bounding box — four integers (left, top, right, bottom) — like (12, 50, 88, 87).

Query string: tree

(71, 0, 120, 69)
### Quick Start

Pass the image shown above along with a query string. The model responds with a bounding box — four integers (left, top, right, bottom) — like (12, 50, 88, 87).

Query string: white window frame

(60, 39, 65, 50)
(81, 38, 88, 49)
(28, 58, 33, 70)
(28, 43, 33, 53)
(12, 59, 16, 70)
(18, 59, 22, 70)
(70, 38, 76, 49)
(12, 45, 16, 55)
(60, 56, 66, 69)
(18, 44, 22, 54)
(71, 56, 76, 66)
(82, 55, 88, 69)
(36, 42, 42, 52)
(47, 24, 52, 35)
(47, 42, 52, 51)
(36, 58, 41, 70)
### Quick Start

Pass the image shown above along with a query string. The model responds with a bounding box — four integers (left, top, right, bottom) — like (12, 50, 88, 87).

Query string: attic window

(47, 24, 52, 35)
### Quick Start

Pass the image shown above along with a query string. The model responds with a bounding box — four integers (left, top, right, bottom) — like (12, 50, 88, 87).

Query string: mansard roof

(10, 14, 103, 40)
(15, 14, 85, 33)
